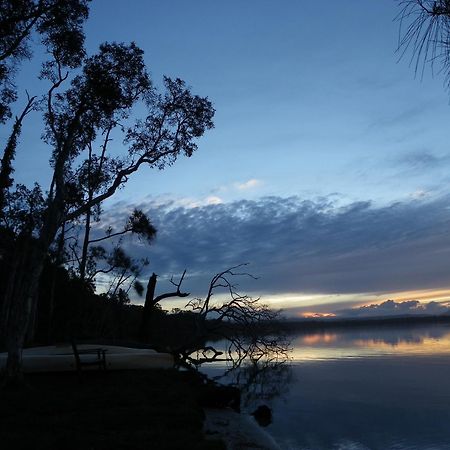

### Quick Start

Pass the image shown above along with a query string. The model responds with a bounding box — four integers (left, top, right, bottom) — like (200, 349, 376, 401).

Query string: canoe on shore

(0, 344, 174, 372)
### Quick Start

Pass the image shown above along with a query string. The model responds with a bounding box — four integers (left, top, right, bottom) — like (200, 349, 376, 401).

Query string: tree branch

(153, 269, 190, 304)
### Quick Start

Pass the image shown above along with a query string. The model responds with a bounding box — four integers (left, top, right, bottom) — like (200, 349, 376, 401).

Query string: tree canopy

(0, 0, 90, 123)
(0, 0, 215, 380)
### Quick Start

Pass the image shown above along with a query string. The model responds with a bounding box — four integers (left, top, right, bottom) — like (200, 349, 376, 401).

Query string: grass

(0, 369, 226, 450)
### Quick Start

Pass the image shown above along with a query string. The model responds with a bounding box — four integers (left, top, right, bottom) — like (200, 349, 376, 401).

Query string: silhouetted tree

(0, 32, 214, 380)
(88, 245, 149, 299)
(139, 270, 190, 340)
(138, 265, 290, 371)
(0, 0, 89, 123)
(178, 264, 289, 370)
(69, 207, 156, 281)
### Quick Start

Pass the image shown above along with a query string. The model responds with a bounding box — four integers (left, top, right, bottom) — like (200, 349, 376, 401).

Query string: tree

(139, 270, 190, 341)
(138, 264, 290, 372)
(0, 17, 214, 380)
(0, 0, 90, 123)
(70, 207, 156, 281)
(397, 1, 450, 86)
(87, 245, 149, 300)
(179, 264, 289, 370)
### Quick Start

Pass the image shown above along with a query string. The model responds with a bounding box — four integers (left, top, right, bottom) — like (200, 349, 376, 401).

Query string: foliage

(397, 1, 450, 86)
(0, 0, 90, 122)
(0, 0, 214, 379)
(2, 183, 44, 235)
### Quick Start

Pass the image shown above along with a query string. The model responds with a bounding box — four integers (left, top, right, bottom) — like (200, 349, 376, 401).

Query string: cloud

(398, 151, 440, 170)
(335, 299, 450, 318)
(395, 150, 450, 172)
(139, 194, 224, 210)
(100, 194, 450, 299)
(368, 101, 434, 132)
(234, 178, 262, 190)
(205, 195, 223, 205)
(409, 190, 429, 200)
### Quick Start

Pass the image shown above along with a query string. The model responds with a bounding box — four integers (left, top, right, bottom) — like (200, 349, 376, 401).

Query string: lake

(206, 322, 450, 450)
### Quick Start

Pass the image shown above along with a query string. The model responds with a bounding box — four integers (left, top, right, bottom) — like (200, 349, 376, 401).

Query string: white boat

(0, 344, 174, 372)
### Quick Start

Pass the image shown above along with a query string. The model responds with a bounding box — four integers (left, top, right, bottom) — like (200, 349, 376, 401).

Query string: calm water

(207, 323, 450, 450)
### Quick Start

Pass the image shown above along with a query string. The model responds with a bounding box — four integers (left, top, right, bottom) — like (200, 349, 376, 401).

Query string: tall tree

(1, 38, 214, 380)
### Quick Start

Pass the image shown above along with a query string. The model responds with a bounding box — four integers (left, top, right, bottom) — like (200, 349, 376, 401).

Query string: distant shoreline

(279, 314, 450, 333)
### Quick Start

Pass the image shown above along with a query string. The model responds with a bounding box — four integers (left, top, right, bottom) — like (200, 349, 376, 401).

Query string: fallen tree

(138, 264, 290, 373)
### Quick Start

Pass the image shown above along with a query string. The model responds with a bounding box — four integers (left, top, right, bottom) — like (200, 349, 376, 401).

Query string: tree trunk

(46, 224, 64, 343)
(1, 236, 45, 383)
(79, 206, 91, 280)
(25, 290, 38, 344)
(2, 196, 62, 381)
(139, 272, 157, 341)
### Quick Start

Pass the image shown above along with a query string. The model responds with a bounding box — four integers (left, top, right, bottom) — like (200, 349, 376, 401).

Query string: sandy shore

(204, 408, 281, 450)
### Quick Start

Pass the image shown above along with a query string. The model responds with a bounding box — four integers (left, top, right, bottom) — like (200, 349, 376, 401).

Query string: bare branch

(153, 269, 190, 304)
(170, 265, 291, 373)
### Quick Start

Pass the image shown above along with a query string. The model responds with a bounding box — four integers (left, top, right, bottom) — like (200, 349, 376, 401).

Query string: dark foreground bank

(0, 370, 226, 450)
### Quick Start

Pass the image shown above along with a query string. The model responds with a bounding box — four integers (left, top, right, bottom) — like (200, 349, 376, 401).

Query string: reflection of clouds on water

(205, 325, 450, 449)
(268, 345, 450, 450)
(300, 333, 338, 345)
(291, 324, 450, 361)
(353, 335, 422, 347)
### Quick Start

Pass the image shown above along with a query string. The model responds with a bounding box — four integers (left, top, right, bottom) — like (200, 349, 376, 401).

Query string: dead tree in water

(163, 264, 290, 372)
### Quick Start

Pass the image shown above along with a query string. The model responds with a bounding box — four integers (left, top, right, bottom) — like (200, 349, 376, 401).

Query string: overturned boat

(0, 344, 174, 373)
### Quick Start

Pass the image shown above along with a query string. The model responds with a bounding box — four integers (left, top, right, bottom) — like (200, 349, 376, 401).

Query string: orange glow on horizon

(386, 288, 450, 304)
(301, 312, 337, 318)
(274, 287, 450, 317)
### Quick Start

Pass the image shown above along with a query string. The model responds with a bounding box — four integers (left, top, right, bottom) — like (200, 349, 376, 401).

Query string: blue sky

(5, 1, 450, 316)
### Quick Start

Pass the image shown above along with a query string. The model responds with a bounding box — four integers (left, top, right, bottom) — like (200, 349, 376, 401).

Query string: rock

(251, 405, 272, 427)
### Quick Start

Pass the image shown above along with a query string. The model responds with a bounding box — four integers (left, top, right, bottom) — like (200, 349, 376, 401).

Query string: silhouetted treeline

(277, 314, 450, 334)
(0, 250, 207, 351)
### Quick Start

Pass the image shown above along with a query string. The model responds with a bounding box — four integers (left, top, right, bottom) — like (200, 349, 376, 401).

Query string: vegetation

(0, 0, 214, 380)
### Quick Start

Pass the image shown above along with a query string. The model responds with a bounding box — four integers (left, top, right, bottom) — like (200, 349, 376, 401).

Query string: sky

(5, 0, 450, 317)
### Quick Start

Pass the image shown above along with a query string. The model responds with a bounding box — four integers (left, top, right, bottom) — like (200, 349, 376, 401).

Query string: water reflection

(228, 359, 293, 410)
(291, 323, 450, 361)
(268, 323, 450, 450)
(204, 324, 450, 449)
